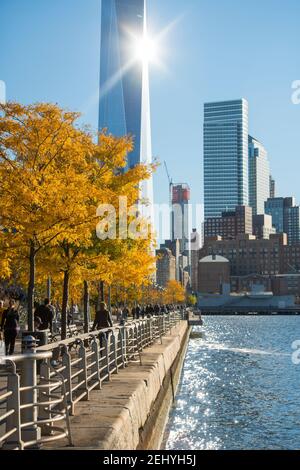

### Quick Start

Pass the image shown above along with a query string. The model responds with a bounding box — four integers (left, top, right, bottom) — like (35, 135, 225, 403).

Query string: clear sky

(1, 0, 300, 234)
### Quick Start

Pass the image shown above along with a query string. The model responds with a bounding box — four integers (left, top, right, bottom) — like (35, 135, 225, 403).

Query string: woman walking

(0, 299, 20, 355)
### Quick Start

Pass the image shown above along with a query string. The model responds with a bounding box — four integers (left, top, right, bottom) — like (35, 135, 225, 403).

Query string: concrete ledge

(46, 321, 189, 450)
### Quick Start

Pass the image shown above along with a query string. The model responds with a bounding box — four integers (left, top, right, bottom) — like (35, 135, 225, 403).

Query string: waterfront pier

(0, 312, 190, 450)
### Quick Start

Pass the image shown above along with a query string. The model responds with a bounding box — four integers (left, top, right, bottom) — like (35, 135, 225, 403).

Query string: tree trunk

(27, 241, 36, 332)
(108, 285, 111, 312)
(83, 281, 89, 334)
(100, 281, 104, 302)
(61, 270, 70, 340)
(46, 276, 51, 300)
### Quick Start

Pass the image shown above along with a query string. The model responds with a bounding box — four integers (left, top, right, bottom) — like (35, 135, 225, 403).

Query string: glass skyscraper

(248, 135, 270, 215)
(99, 0, 154, 225)
(204, 99, 249, 219)
(265, 196, 300, 245)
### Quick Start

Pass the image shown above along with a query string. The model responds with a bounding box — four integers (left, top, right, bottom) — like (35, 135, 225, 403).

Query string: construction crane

(164, 160, 173, 188)
(164, 161, 174, 241)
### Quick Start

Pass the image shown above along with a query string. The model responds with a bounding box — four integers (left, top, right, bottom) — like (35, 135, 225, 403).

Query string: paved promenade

(45, 321, 188, 450)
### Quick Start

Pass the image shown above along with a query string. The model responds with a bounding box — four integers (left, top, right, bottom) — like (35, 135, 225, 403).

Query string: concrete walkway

(45, 321, 188, 450)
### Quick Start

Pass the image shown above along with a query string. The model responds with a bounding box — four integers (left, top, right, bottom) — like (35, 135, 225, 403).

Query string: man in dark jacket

(35, 298, 53, 332)
(0, 299, 20, 355)
(92, 302, 113, 330)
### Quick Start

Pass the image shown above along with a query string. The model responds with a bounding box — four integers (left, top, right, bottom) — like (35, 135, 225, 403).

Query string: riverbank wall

(47, 320, 190, 450)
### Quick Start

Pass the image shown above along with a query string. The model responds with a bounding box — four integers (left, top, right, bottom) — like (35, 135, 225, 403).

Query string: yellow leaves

(164, 281, 185, 304)
(0, 101, 156, 297)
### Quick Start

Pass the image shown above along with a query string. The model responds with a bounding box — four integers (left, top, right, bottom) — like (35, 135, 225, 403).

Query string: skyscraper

(265, 196, 300, 245)
(171, 184, 191, 255)
(99, 0, 154, 225)
(248, 136, 270, 215)
(204, 99, 249, 219)
(270, 175, 276, 199)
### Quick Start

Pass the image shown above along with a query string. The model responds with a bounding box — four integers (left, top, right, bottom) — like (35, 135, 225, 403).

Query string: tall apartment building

(171, 184, 191, 255)
(248, 136, 270, 215)
(191, 229, 201, 292)
(204, 99, 249, 219)
(204, 205, 253, 240)
(270, 176, 276, 198)
(156, 248, 176, 288)
(265, 197, 300, 244)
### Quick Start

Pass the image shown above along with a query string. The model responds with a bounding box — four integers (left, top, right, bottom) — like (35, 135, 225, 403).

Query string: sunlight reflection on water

(165, 316, 300, 450)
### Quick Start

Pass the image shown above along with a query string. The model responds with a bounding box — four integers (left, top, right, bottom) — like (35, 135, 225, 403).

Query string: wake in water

(199, 342, 290, 357)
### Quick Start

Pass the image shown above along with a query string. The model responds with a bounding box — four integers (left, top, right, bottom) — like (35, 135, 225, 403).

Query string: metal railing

(0, 351, 72, 450)
(0, 311, 184, 450)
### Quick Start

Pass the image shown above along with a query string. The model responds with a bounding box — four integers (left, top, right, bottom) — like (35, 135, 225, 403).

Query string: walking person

(92, 302, 113, 331)
(35, 298, 53, 332)
(0, 299, 20, 355)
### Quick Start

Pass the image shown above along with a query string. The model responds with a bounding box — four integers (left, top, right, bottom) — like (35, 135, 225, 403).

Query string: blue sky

(1, 0, 300, 234)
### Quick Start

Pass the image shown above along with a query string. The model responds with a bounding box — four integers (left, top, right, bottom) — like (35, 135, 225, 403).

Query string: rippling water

(165, 316, 300, 450)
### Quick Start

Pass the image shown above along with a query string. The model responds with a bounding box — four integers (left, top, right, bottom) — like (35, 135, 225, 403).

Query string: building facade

(171, 184, 191, 255)
(156, 248, 176, 287)
(265, 197, 300, 245)
(204, 99, 249, 219)
(198, 255, 230, 294)
(199, 233, 287, 277)
(191, 229, 201, 293)
(99, 0, 154, 225)
(204, 205, 253, 241)
(270, 175, 276, 198)
(248, 136, 270, 215)
(253, 214, 276, 239)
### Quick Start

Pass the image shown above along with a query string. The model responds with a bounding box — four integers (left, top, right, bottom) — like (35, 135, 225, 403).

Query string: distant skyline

(1, 0, 300, 234)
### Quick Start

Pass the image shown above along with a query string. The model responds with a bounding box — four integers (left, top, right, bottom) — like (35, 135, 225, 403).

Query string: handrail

(0, 311, 185, 450)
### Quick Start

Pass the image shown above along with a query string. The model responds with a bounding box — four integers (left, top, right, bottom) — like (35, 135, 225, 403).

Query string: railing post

(2, 364, 23, 450)
(91, 336, 101, 390)
(119, 328, 126, 369)
(20, 337, 41, 448)
(101, 332, 110, 382)
(62, 346, 74, 415)
(78, 340, 89, 401)
(39, 358, 53, 435)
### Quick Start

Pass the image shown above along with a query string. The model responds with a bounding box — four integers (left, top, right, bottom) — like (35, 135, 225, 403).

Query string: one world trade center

(99, 0, 154, 228)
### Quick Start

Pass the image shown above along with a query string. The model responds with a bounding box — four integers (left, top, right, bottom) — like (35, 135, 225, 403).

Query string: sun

(134, 35, 157, 64)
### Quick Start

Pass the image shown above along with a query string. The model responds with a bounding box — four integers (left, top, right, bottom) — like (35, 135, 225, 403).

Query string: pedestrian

(135, 304, 141, 320)
(0, 299, 20, 355)
(154, 304, 161, 316)
(0, 300, 5, 325)
(92, 302, 113, 331)
(35, 298, 53, 332)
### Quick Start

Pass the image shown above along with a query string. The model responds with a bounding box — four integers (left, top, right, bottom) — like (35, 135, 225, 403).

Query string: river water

(164, 315, 300, 450)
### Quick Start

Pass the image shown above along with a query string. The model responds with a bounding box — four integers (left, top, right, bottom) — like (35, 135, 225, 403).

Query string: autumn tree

(0, 102, 156, 333)
(0, 102, 102, 329)
(164, 280, 185, 305)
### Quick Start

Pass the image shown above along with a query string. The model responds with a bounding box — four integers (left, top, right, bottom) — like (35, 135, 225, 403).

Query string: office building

(248, 136, 270, 215)
(270, 176, 276, 198)
(265, 197, 300, 244)
(156, 248, 176, 288)
(204, 205, 253, 241)
(253, 214, 276, 239)
(204, 99, 249, 219)
(99, 0, 154, 225)
(171, 184, 191, 255)
(191, 229, 201, 292)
